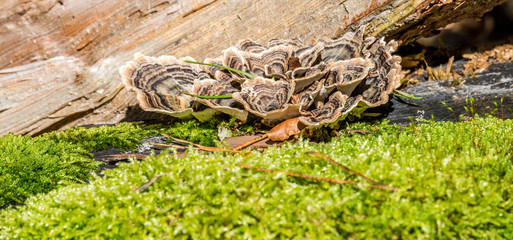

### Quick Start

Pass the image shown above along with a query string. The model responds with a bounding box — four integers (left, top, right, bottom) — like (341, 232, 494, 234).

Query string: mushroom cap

(232, 77, 299, 120)
(120, 26, 402, 127)
(119, 53, 205, 118)
(299, 91, 348, 126)
(191, 79, 248, 122)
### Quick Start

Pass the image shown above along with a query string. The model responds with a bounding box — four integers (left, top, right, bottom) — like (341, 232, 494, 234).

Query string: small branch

(149, 142, 190, 150)
(232, 133, 268, 151)
(198, 145, 242, 153)
(151, 141, 240, 153)
(237, 164, 396, 191)
(345, 129, 372, 135)
(162, 133, 199, 147)
(306, 151, 387, 186)
(98, 153, 147, 163)
(133, 173, 169, 193)
(159, 133, 242, 153)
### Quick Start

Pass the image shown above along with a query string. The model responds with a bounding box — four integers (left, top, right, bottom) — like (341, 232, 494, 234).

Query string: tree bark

(384, 62, 513, 124)
(0, 0, 506, 136)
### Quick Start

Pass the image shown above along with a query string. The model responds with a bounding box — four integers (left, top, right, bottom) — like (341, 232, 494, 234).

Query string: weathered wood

(0, 0, 506, 136)
(384, 62, 513, 124)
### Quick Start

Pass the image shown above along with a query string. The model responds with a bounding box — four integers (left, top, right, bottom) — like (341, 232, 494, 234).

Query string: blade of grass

(392, 89, 423, 100)
(182, 92, 232, 99)
(184, 60, 255, 79)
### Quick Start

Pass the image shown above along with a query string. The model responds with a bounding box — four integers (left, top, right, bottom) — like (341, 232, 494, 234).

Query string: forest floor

(1, 43, 513, 238)
(1, 113, 512, 238)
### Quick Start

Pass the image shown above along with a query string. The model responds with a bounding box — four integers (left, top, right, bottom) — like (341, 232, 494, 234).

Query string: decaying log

(384, 62, 513, 124)
(0, 0, 506, 136)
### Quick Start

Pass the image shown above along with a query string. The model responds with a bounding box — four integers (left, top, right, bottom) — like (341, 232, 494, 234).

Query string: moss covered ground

(0, 120, 226, 208)
(1, 117, 512, 239)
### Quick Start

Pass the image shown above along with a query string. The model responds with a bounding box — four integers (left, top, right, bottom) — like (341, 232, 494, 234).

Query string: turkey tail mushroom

(191, 79, 248, 122)
(120, 26, 402, 136)
(232, 77, 300, 121)
(119, 53, 208, 118)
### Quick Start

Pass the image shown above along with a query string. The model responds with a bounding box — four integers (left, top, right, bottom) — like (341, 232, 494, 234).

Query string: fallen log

(385, 62, 513, 124)
(0, 0, 506, 136)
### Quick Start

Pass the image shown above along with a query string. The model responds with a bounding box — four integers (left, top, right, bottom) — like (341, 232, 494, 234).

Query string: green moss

(43, 120, 222, 152)
(0, 117, 253, 208)
(0, 134, 98, 207)
(43, 122, 159, 152)
(1, 117, 512, 239)
(0, 119, 228, 207)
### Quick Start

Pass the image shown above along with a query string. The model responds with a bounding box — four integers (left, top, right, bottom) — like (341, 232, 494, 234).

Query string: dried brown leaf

(267, 117, 301, 141)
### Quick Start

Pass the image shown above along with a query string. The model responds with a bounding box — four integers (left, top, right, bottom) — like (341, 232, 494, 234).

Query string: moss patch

(1, 117, 512, 239)
(44, 121, 224, 152)
(0, 134, 98, 207)
(0, 119, 230, 208)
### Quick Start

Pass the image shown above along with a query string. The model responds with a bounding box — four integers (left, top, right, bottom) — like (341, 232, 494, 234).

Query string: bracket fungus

(120, 27, 402, 141)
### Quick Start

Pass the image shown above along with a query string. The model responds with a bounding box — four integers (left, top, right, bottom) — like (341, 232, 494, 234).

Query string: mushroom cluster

(120, 27, 401, 130)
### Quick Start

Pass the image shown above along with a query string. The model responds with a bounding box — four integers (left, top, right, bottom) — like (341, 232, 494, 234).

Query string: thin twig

(151, 142, 241, 153)
(162, 133, 199, 147)
(232, 133, 268, 151)
(306, 151, 386, 186)
(198, 145, 242, 153)
(134, 173, 169, 193)
(159, 133, 241, 153)
(237, 164, 396, 191)
(98, 153, 147, 163)
(149, 142, 190, 150)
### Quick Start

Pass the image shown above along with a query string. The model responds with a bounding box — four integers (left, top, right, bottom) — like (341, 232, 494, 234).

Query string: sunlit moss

(0, 119, 228, 207)
(1, 117, 512, 239)
(0, 134, 98, 207)
(43, 120, 224, 151)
